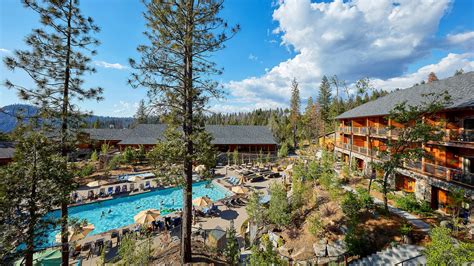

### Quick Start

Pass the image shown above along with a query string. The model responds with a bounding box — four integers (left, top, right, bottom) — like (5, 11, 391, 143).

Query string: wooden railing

(404, 160, 474, 187)
(446, 129, 474, 143)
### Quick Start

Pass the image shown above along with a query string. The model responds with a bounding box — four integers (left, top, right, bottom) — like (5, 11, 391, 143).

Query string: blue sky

(1, 0, 473, 117)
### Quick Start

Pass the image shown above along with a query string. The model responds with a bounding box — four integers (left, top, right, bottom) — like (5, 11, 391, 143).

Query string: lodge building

(334, 72, 474, 212)
(81, 124, 278, 153)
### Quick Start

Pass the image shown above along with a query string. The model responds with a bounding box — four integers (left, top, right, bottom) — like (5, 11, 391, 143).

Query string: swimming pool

(42, 181, 231, 247)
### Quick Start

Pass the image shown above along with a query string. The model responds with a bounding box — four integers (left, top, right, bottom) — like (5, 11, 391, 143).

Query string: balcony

(404, 161, 474, 187)
(369, 127, 388, 137)
(343, 126, 352, 134)
(352, 127, 368, 135)
(447, 129, 474, 143)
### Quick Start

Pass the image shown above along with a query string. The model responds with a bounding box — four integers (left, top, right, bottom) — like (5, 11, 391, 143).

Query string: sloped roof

(84, 124, 277, 146)
(83, 128, 132, 141)
(117, 124, 167, 145)
(336, 71, 474, 119)
(206, 125, 276, 145)
(0, 141, 15, 159)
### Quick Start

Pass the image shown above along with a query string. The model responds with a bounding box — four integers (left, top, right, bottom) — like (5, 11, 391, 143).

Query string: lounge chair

(107, 187, 113, 196)
(81, 242, 92, 253)
(139, 183, 145, 191)
(130, 183, 135, 192)
(114, 186, 121, 194)
(122, 228, 130, 235)
(122, 185, 128, 193)
(144, 182, 151, 190)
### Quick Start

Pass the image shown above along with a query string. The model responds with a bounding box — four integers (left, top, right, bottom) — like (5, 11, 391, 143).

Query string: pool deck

(70, 166, 281, 265)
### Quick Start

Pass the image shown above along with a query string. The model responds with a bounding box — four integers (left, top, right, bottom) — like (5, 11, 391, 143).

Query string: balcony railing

(369, 127, 388, 136)
(352, 127, 368, 135)
(404, 161, 474, 187)
(447, 129, 474, 143)
(343, 126, 352, 134)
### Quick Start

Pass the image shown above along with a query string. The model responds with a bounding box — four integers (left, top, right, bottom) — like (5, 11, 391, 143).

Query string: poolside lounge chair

(139, 183, 145, 191)
(130, 183, 135, 192)
(81, 242, 92, 253)
(114, 186, 121, 194)
(122, 185, 128, 193)
(144, 182, 151, 190)
(122, 228, 130, 235)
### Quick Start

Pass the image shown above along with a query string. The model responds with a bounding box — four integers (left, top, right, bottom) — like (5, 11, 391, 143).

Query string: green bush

(308, 213, 323, 236)
(90, 150, 98, 161)
(395, 194, 432, 215)
(356, 188, 374, 209)
(80, 164, 95, 177)
(108, 155, 123, 170)
(400, 223, 412, 236)
(341, 191, 363, 223)
(345, 226, 372, 257)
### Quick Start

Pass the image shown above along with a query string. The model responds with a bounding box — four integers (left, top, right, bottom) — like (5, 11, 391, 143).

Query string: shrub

(123, 147, 135, 164)
(80, 164, 95, 177)
(308, 213, 323, 236)
(395, 194, 432, 215)
(345, 226, 372, 257)
(341, 191, 363, 223)
(278, 142, 289, 158)
(400, 223, 412, 236)
(90, 150, 98, 161)
(356, 188, 374, 210)
(425, 226, 474, 265)
(108, 155, 122, 170)
(268, 182, 291, 228)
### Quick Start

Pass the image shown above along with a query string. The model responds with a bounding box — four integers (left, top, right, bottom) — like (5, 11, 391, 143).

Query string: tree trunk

(382, 171, 390, 211)
(181, 0, 194, 263)
(293, 124, 297, 150)
(25, 145, 38, 266)
(61, 1, 73, 264)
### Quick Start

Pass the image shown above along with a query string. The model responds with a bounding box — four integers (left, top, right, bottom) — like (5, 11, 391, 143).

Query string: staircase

(350, 244, 426, 266)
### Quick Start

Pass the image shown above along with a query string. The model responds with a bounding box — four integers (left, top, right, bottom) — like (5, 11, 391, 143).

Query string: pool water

(42, 181, 230, 247)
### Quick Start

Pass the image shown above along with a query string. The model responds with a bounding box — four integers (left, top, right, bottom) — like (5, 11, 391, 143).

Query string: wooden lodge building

(334, 72, 474, 213)
(81, 124, 278, 153)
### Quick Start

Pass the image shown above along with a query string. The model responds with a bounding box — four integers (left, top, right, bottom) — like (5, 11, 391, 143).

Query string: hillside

(0, 104, 135, 133)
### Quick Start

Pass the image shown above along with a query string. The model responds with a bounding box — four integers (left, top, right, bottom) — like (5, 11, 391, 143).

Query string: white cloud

(0, 48, 11, 54)
(222, 0, 474, 110)
(248, 54, 259, 61)
(446, 31, 474, 44)
(112, 101, 138, 116)
(372, 53, 474, 90)
(94, 60, 128, 70)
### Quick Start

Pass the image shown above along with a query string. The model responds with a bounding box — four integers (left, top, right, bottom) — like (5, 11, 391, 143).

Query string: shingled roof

(0, 141, 15, 160)
(84, 124, 277, 146)
(83, 128, 132, 141)
(336, 71, 474, 119)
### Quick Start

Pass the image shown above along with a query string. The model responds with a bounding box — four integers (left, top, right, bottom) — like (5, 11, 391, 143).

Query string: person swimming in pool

(101, 211, 105, 218)
(108, 209, 112, 214)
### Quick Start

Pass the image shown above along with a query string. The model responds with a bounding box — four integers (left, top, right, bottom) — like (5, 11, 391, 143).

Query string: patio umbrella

(128, 175, 143, 182)
(192, 196, 213, 207)
(86, 180, 108, 187)
(55, 224, 95, 243)
(231, 186, 249, 194)
(195, 164, 206, 174)
(14, 248, 62, 266)
(134, 209, 161, 224)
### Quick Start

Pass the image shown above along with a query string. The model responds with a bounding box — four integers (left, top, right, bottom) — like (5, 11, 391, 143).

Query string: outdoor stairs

(349, 244, 426, 266)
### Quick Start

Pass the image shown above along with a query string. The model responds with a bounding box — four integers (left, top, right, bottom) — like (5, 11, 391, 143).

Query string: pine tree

(318, 75, 332, 133)
(0, 129, 68, 265)
(289, 78, 300, 149)
(128, 1, 238, 262)
(134, 100, 148, 124)
(3, 0, 102, 262)
(223, 222, 240, 265)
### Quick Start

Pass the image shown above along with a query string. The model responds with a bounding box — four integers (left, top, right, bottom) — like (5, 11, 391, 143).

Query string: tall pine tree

(318, 75, 332, 134)
(290, 78, 300, 149)
(3, 0, 102, 263)
(128, 0, 238, 262)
